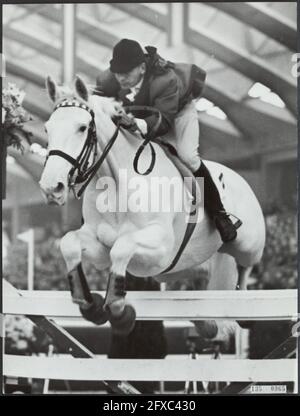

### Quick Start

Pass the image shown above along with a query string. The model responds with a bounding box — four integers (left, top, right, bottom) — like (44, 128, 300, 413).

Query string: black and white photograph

(1, 1, 298, 398)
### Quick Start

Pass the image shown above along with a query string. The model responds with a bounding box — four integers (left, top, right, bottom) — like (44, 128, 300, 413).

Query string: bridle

(45, 98, 121, 199)
(45, 98, 161, 199)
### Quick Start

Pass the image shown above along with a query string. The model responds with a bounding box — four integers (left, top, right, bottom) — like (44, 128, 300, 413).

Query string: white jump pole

(61, 4, 77, 230)
(62, 4, 76, 84)
(43, 344, 54, 394)
(17, 229, 34, 291)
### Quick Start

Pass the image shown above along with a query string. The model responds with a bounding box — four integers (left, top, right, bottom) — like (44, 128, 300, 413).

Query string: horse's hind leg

(236, 265, 254, 329)
(192, 252, 239, 340)
(236, 264, 252, 290)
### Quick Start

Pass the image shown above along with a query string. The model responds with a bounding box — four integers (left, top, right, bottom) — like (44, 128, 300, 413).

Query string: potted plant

(2, 83, 33, 199)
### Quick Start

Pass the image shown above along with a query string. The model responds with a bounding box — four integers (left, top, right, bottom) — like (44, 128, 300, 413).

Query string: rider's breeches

(163, 100, 201, 172)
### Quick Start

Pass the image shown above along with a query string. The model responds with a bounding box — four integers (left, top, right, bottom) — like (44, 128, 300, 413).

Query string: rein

(46, 100, 161, 199)
(123, 105, 162, 176)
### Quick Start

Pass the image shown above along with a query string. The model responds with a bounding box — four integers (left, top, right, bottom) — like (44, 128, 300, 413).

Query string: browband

(54, 98, 94, 117)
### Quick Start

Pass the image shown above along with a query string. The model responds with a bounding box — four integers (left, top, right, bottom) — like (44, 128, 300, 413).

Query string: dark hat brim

(110, 55, 145, 74)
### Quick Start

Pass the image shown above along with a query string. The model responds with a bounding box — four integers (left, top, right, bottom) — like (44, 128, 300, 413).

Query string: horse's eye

(44, 126, 47, 133)
(79, 125, 87, 133)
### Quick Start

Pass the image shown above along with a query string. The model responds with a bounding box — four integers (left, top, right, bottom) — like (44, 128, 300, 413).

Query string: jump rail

(3, 280, 298, 394)
(4, 355, 297, 383)
(3, 281, 297, 321)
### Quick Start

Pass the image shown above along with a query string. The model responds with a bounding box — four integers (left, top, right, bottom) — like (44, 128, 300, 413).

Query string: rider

(95, 38, 240, 243)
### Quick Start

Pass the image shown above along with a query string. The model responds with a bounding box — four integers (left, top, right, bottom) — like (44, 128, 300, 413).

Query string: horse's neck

(90, 96, 138, 181)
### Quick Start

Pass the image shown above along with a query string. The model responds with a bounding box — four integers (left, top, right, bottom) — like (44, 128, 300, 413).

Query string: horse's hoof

(108, 304, 136, 336)
(80, 293, 109, 325)
(237, 320, 254, 330)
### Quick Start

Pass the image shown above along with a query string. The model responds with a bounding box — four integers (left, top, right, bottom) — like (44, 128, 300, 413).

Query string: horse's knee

(79, 226, 111, 270)
(110, 237, 136, 275)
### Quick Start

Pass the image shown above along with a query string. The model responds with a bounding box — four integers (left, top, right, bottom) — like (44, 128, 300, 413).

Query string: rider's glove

(116, 114, 147, 136)
(116, 113, 136, 130)
(134, 118, 148, 135)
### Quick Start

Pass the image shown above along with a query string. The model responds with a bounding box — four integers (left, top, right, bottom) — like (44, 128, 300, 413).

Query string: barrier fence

(2, 280, 298, 394)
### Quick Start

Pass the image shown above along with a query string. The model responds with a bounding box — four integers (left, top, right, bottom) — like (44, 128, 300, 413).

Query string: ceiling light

(260, 92, 285, 108)
(196, 98, 214, 112)
(207, 106, 227, 120)
(248, 82, 270, 98)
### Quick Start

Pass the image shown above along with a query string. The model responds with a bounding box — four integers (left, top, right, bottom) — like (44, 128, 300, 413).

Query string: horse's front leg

(103, 222, 174, 335)
(60, 225, 111, 324)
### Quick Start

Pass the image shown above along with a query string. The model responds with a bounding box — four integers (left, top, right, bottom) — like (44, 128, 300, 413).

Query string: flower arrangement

(5, 315, 36, 354)
(5, 314, 54, 355)
(2, 83, 33, 152)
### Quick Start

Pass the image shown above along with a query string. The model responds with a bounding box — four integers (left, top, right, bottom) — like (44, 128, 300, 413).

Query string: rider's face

(114, 63, 146, 89)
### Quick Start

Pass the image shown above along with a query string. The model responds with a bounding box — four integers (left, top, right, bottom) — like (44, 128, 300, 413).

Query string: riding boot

(193, 162, 241, 243)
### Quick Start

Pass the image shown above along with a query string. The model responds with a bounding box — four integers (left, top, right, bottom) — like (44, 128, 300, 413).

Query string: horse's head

(40, 76, 95, 205)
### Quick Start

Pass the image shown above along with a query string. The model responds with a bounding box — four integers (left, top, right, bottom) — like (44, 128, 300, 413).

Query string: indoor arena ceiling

(3, 2, 297, 186)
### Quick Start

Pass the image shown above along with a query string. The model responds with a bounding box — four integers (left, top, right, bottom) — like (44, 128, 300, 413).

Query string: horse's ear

(74, 76, 89, 102)
(46, 76, 58, 102)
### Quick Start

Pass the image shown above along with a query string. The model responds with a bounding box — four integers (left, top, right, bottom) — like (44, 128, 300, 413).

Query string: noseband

(46, 98, 121, 199)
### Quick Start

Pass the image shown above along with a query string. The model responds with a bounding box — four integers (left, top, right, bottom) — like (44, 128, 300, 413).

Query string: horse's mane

(91, 95, 124, 119)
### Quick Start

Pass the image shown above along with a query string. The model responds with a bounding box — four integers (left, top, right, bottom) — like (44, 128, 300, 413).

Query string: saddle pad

(156, 140, 202, 209)
(203, 160, 227, 203)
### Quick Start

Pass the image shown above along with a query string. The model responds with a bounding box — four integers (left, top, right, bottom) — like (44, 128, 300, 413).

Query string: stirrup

(218, 210, 242, 230)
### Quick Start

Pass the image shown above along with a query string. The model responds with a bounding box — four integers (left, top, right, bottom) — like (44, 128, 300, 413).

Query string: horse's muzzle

(40, 181, 66, 205)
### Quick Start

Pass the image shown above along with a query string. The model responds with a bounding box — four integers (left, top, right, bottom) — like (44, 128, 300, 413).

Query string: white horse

(40, 76, 265, 337)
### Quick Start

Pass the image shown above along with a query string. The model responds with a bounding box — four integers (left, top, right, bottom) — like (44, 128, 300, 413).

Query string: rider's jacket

(95, 46, 206, 138)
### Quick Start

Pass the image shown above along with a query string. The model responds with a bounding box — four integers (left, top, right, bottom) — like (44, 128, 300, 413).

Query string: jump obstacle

(3, 279, 298, 394)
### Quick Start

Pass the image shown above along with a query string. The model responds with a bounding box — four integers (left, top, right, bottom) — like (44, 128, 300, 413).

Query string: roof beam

(189, 30, 296, 116)
(5, 26, 59, 59)
(19, 4, 118, 48)
(208, 2, 297, 51)
(19, 4, 296, 115)
(5, 27, 101, 79)
(6, 61, 44, 88)
(7, 62, 248, 162)
(109, 3, 297, 115)
(203, 83, 296, 141)
(7, 18, 296, 151)
(184, 23, 296, 115)
(5, 27, 247, 135)
(8, 58, 296, 157)
(111, 3, 167, 30)
(7, 14, 294, 140)
(5, 62, 51, 121)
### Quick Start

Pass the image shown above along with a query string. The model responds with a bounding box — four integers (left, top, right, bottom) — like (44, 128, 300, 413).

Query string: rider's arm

(145, 72, 180, 138)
